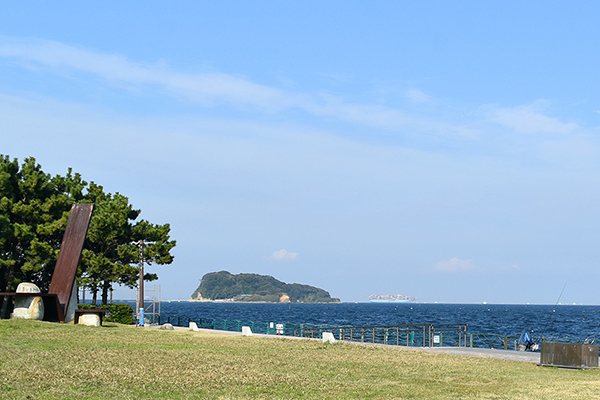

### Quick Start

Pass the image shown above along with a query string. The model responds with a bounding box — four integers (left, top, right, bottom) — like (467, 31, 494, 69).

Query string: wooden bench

(74, 309, 106, 325)
(0, 292, 63, 321)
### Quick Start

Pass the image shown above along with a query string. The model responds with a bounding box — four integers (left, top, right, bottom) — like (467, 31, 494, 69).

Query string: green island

(2, 319, 600, 399)
(190, 270, 340, 303)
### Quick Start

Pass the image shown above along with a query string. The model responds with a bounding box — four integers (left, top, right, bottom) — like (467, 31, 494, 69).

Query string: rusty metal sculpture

(48, 203, 94, 320)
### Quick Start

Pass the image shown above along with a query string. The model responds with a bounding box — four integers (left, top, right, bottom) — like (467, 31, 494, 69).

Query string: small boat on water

(369, 294, 417, 303)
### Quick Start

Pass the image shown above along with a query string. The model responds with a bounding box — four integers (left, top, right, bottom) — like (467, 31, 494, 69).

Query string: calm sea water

(142, 302, 600, 341)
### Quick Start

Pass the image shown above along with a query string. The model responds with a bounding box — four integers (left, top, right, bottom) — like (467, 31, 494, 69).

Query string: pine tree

(0, 155, 176, 312)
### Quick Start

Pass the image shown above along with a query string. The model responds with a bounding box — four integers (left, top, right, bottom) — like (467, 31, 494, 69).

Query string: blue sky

(1, 2, 600, 304)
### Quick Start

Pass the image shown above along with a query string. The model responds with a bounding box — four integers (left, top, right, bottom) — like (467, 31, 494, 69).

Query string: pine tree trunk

(101, 281, 110, 305)
(0, 296, 9, 319)
(0, 268, 15, 318)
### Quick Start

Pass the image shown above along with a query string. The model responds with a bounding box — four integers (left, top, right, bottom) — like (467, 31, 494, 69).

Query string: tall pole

(138, 240, 145, 326)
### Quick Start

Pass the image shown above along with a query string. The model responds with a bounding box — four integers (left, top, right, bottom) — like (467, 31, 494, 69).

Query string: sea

(136, 301, 600, 341)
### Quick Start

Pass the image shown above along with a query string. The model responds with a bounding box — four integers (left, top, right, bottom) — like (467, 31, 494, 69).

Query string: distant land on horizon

(189, 271, 341, 303)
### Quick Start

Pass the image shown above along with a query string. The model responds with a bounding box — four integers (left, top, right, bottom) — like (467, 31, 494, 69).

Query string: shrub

(104, 303, 134, 325)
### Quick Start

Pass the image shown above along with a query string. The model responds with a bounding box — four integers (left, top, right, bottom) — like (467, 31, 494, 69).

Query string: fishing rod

(538, 281, 567, 342)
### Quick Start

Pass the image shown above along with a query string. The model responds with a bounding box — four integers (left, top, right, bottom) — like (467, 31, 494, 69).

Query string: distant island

(189, 271, 341, 303)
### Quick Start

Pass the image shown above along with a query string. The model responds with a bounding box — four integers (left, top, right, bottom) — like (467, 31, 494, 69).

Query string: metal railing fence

(152, 315, 593, 350)
(294, 323, 469, 347)
(467, 333, 595, 350)
(157, 315, 468, 348)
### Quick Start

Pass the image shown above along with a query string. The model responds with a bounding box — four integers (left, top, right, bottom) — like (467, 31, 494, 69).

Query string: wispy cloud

(485, 102, 579, 135)
(0, 37, 475, 137)
(405, 88, 432, 104)
(434, 258, 475, 272)
(0, 36, 592, 156)
(0, 37, 298, 110)
(269, 249, 298, 261)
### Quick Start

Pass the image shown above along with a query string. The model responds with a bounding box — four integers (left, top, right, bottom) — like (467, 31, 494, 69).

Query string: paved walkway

(420, 346, 540, 363)
(166, 325, 540, 363)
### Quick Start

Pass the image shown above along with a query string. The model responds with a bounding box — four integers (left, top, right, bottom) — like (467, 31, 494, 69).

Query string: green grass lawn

(1, 319, 599, 399)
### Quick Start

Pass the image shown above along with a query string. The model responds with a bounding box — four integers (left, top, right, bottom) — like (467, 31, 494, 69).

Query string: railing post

(470, 334, 473, 348)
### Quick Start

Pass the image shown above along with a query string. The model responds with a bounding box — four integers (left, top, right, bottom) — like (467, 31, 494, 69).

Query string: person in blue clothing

(518, 328, 536, 351)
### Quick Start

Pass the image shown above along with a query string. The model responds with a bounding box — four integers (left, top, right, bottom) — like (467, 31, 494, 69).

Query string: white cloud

(485, 103, 578, 135)
(0, 36, 476, 137)
(0, 37, 295, 110)
(434, 258, 475, 272)
(269, 249, 298, 261)
(2, 36, 596, 162)
(405, 89, 432, 104)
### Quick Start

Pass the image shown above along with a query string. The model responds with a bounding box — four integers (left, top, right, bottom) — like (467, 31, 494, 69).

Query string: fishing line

(539, 281, 567, 342)
(554, 282, 567, 311)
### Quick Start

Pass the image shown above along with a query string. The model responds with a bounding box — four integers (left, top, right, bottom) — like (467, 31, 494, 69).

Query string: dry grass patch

(1, 319, 600, 399)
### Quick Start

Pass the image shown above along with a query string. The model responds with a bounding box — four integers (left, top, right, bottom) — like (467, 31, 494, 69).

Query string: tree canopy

(0, 155, 176, 309)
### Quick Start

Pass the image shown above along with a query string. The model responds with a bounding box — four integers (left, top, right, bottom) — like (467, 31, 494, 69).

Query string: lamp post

(137, 240, 145, 326)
